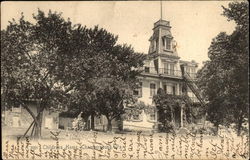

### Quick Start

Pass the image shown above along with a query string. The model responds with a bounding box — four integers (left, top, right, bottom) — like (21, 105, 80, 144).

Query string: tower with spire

(122, 2, 199, 132)
(148, 19, 178, 57)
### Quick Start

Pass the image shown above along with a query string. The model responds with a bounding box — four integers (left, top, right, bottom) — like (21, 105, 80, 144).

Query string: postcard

(1, 1, 249, 159)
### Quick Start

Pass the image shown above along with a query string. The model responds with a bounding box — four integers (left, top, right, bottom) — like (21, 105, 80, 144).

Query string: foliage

(59, 24, 145, 132)
(196, 2, 249, 135)
(1, 10, 79, 138)
(123, 101, 155, 121)
(153, 88, 206, 132)
(92, 68, 144, 131)
(1, 8, 146, 134)
(153, 88, 184, 132)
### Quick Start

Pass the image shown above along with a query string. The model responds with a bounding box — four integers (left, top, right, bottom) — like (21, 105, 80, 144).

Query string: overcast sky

(2, 1, 236, 68)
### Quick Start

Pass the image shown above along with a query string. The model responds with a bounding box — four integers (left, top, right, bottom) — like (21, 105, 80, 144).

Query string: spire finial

(160, 0, 162, 20)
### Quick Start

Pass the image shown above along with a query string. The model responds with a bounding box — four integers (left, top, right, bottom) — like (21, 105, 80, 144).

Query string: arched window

(166, 38, 171, 50)
(162, 37, 165, 48)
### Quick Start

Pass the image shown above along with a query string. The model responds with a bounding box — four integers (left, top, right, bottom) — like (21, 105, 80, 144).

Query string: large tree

(56, 25, 120, 130)
(95, 44, 145, 132)
(70, 43, 145, 132)
(1, 9, 145, 136)
(196, 2, 249, 135)
(1, 10, 97, 138)
(57, 23, 145, 131)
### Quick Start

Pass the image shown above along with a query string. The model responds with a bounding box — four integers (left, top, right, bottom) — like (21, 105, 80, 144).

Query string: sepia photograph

(1, 1, 249, 159)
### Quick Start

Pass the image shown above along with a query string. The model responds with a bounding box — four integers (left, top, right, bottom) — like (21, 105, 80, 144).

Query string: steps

(180, 64, 207, 128)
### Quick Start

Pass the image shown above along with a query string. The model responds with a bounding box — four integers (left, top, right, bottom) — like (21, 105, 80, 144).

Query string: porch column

(164, 37, 166, 49)
(159, 81, 163, 89)
(176, 83, 180, 95)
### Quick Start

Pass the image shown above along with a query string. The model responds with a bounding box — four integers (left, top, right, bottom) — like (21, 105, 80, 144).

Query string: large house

(3, 18, 201, 133)
(95, 19, 200, 132)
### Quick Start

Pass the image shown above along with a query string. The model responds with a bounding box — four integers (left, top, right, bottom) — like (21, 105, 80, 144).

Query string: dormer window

(162, 36, 172, 50)
(162, 37, 165, 47)
(166, 38, 171, 50)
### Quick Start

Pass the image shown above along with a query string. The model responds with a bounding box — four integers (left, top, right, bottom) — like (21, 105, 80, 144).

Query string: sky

(1, 1, 236, 68)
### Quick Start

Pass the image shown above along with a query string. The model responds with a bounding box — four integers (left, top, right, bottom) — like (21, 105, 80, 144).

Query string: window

(167, 85, 173, 94)
(162, 37, 172, 50)
(173, 85, 176, 95)
(170, 63, 174, 75)
(179, 84, 182, 95)
(186, 66, 196, 78)
(166, 84, 176, 95)
(145, 67, 150, 73)
(150, 83, 156, 97)
(162, 37, 165, 49)
(164, 63, 175, 75)
(133, 82, 142, 98)
(166, 38, 171, 50)
(153, 40, 156, 51)
(164, 63, 169, 74)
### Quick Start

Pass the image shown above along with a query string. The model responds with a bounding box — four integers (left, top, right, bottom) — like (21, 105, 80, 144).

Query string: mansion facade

(95, 19, 200, 132)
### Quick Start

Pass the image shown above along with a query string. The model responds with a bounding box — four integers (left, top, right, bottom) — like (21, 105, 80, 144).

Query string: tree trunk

(33, 101, 45, 139)
(90, 113, 95, 130)
(18, 100, 41, 139)
(237, 117, 243, 136)
(34, 122, 41, 139)
(34, 109, 43, 139)
(19, 100, 39, 127)
(107, 118, 112, 132)
(215, 123, 219, 136)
